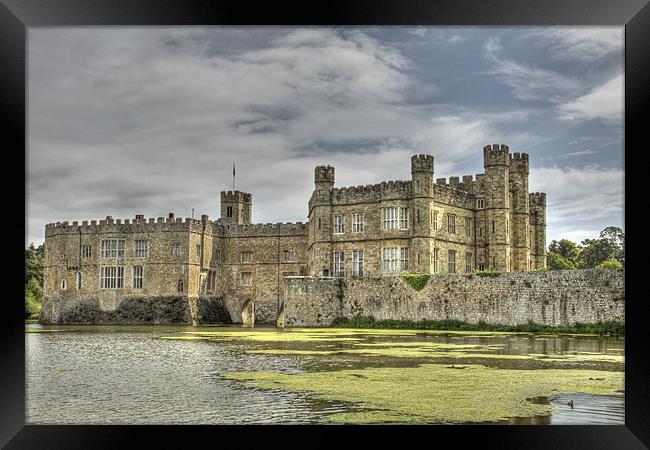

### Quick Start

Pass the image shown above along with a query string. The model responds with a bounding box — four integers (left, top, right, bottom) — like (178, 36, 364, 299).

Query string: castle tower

(308, 166, 335, 276)
(483, 144, 511, 271)
(411, 154, 434, 273)
(509, 152, 531, 271)
(529, 192, 547, 270)
(220, 191, 252, 225)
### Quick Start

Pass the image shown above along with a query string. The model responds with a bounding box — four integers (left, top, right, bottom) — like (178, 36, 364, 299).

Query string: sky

(27, 26, 624, 246)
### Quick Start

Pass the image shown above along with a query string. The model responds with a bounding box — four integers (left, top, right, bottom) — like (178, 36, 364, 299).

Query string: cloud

(534, 27, 623, 63)
(483, 37, 582, 102)
(529, 164, 624, 227)
(29, 28, 524, 245)
(557, 74, 623, 122)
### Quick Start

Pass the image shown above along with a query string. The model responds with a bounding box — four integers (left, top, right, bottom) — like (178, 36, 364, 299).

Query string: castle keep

(41, 144, 546, 325)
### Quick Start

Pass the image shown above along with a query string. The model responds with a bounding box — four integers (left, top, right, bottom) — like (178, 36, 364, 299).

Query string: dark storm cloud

(27, 27, 624, 245)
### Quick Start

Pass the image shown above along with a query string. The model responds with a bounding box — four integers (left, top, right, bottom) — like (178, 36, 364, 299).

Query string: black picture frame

(2, 0, 648, 448)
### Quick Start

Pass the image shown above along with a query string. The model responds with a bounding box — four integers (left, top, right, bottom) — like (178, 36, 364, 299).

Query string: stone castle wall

(282, 269, 624, 327)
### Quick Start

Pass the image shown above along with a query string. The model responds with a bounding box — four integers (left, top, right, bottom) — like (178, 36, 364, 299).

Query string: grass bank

(330, 316, 624, 336)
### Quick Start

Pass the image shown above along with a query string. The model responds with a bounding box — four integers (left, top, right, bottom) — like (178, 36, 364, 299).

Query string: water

(25, 324, 624, 424)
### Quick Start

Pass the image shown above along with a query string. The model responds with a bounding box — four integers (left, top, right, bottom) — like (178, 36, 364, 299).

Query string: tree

(576, 227, 625, 268)
(25, 242, 44, 286)
(599, 226, 624, 266)
(547, 251, 577, 270)
(548, 239, 581, 262)
(25, 243, 45, 319)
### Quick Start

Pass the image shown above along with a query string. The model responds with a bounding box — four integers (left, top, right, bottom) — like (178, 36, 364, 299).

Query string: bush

(473, 269, 500, 278)
(401, 274, 431, 291)
(596, 258, 623, 270)
(330, 316, 624, 335)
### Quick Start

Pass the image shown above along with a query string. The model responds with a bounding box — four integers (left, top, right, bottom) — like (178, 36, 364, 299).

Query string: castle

(41, 144, 546, 324)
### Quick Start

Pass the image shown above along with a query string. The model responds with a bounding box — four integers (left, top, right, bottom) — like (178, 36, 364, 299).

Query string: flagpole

(232, 162, 235, 191)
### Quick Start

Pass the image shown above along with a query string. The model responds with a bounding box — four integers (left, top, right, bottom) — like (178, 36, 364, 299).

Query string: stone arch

(241, 299, 255, 327)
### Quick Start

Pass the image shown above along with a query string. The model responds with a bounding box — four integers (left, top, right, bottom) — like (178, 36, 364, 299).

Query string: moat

(25, 324, 624, 424)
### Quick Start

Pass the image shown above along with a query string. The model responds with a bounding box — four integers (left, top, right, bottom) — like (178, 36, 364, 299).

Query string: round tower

(308, 165, 335, 276)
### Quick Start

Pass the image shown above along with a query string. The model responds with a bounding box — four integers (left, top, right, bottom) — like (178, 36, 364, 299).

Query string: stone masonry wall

(283, 269, 624, 327)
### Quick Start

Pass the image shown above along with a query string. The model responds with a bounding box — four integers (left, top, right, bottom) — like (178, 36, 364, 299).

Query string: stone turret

(411, 154, 434, 272)
(509, 152, 530, 271)
(483, 144, 510, 271)
(220, 191, 252, 225)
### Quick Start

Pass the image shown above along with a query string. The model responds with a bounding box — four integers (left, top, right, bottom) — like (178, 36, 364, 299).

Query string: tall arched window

(75, 272, 82, 290)
(177, 279, 184, 292)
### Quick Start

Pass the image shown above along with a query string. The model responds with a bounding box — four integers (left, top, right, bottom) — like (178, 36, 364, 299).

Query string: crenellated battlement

(529, 192, 546, 206)
(432, 174, 481, 194)
(315, 165, 335, 186)
(483, 144, 510, 167)
(223, 221, 309, 237)
(329, 180, 413, 205)
(44, 214, 208, 237)
(221, 190, 252, 204)
(411, 154, 434, 173)
(509, 152, 529, 173)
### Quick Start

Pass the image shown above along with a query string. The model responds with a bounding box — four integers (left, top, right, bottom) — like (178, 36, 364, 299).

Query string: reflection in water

(25, 325, 624, 424)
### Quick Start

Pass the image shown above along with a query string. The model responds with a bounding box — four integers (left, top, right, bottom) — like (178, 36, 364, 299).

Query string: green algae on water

(225, 364, 624, 424)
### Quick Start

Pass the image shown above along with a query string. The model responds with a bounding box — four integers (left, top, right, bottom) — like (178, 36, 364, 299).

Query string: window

(227, 206, 233, 218)
(382, 247, 399, 272)
(177, 279, 184, 292)
(100, 266, 124, 289)
(478, 263, 485, 271)
(133, 266, 143, 289)
(465, 218, 472, 237)
(465, 253, 473, 273)
(81, 245, 92, 258)
(492, 221, 496, 233)
(241, 251, 253, 263)
(196, 244, 202, 258)
(448, 250, 457, 274)
(284, 250, 295, 262)
(447, 214, 456, 234)
(492, 256, 496, 269)
(333, 251, 345, 277)
(352, 250, 364, 276)
(400, 247, 409, 271)
(333, 215, 344, 234)
(318, 217, 322, 230)
(134, 240, 149, 258)
(75, 272, 82, 290)
(171, 243, 181, 256)
(60, 279, 67, 290)
(432, 210, 439, 231)
(214, 249, 222, 262)
(241, 272, 252, 286)
(208, 271, 217, 292)
(352, 213, 364, 233)
(382, 207, 408, 230)
(100, 239, 125, 258)
(416, 209, 420, 223)
(433, 248, 439, 273)
(476, 198, 485, 209)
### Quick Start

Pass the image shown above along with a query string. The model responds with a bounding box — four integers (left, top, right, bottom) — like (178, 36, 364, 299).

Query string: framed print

(2, 0, 648, 448)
